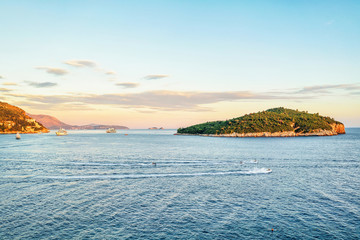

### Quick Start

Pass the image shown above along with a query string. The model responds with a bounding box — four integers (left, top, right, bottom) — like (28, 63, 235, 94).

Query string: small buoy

(271, 228, 274, 232)
(124, 134, 128, 136)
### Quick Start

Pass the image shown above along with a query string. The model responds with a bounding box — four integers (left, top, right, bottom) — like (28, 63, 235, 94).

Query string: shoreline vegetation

(176, 107, 345, 137)
(0, 102, 49, 134)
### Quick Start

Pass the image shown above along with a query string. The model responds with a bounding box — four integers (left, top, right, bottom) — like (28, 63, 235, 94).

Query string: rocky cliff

(0, 102, 49, 134)
(331, 123, 346, 134)
(177, 123, 346, 138)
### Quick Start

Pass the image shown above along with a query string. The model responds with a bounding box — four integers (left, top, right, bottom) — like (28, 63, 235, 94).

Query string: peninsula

(28, 114, 129, 130)
(0, 102, 49, 134)
(177, 107, 345, 137)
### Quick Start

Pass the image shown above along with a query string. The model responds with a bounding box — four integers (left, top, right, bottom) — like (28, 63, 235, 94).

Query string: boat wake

(37, 168, 272, 180)
(246, 168, 272, 174)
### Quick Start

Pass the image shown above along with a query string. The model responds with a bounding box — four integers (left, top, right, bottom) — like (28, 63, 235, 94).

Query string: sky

(0, 0, 359, 128)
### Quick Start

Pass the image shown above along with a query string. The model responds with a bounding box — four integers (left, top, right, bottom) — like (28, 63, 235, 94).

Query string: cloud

(116, 82, 139, 88)
(35, 66, 68, 76)
(0, 88, 11, 92)
(325, 20, 335, 25)
(144, 74, 169, 80)
(17, 101, 95, 111)
(26, 81, 57, 88)
(8, 82, 358, 112)
(64, 60, 96, 68)
(11, 90, 310, 112)
(2, 82, 17, 86)
(106, 71, 116, 75)
(297, 83, 360, 94)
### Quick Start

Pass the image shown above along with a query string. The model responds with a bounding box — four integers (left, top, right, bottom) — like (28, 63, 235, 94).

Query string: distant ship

(106, 128, 117, 133)
(55, 128, 68, 136)
(16, 132, 21, 139)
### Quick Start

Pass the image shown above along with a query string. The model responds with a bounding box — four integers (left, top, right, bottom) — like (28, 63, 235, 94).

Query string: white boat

(16, 132, 21, 139)
(106, 128, 117, 133)
(56, 128, 68, 136)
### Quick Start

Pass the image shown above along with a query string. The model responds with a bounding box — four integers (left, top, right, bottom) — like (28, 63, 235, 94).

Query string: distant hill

(177, 107, 345, 137)
(27, 114, 72, 129)
(29, 114, 129, 130)
(0, 102, 49, 134)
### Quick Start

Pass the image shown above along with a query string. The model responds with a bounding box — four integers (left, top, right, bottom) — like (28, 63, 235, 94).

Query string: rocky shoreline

(0, 130, 50, 134)
(175, 123, 345, 138)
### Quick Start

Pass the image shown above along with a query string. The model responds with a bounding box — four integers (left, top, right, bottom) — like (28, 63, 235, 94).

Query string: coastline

(0, 130, 50, 134)
(176, 123, 346, 138)
(175, 129, 345, 138)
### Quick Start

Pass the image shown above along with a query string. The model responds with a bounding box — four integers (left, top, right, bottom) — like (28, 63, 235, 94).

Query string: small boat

(16, 132, 21, 140)
(106, 128, 117, 133)
(56, 128, 68, 136)
(266, 168, 272, 173)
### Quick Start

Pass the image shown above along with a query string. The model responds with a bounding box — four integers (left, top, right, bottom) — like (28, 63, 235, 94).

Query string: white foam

(38, 168, 272, 180)
(245, 168, 272, 174)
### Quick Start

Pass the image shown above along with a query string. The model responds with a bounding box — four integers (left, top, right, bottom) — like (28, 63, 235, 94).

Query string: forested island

(177, 107, 345, 137)
(0, 102, 49, 134)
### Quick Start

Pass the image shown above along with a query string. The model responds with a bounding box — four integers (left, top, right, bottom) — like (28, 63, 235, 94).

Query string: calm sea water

(0, 129, 359, 239)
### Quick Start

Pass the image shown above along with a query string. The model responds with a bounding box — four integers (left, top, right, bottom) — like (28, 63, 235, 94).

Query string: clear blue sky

(1, 1, 359, 128)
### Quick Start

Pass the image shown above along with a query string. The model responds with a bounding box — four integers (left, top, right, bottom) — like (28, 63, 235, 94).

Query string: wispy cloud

(36, 66, 68, 76)
(325, 20, 335, 25)
(9, 90, 309, 112)
(64, 60, 115, 76)
(2, 82, 17, 86)
(0, 88, 11, 92)
(64, 60, 96, 68)
(106, 71, 116, 75)
(144, 74, 169, 80)
(116, 82, 139, 88)
(26, 81, 57, 88)
(297, 83, 360, 94)
(6, 82, 358, 112)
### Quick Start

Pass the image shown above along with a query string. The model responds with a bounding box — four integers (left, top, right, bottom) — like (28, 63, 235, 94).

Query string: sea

(0, 129, 359, 239)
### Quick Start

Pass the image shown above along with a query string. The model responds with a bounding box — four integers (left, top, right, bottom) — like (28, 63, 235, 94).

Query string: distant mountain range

(28, 114, 129, 130)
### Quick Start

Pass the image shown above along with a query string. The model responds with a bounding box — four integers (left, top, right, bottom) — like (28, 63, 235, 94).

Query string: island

(149, 127, 165, 130)
(0, 101, 49, 134)
(176, 107, 345, 137)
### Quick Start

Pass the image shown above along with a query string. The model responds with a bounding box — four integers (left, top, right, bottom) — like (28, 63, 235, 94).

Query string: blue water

(1, 129, 359, 239)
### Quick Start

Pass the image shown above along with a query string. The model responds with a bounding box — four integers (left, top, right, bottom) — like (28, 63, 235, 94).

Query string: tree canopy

(177, 107, 341, 135)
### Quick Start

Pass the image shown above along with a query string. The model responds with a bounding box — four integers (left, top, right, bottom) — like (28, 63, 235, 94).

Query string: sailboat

(16, 132, 21, 140)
